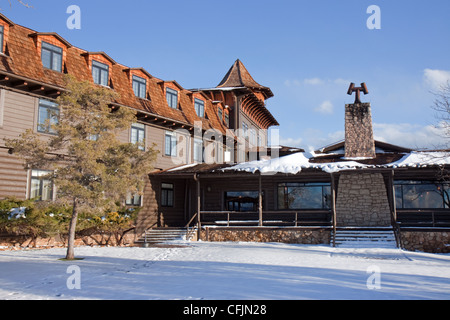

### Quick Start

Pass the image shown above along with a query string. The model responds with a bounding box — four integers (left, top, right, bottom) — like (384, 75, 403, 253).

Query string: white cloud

(278, 136, 303, 148)
(303, 78, 324, 85)
(284, 77, 351, 88)
(424, 69, 450, 89)
(314, 100, 334, 115)
(373, 122, 448, 150)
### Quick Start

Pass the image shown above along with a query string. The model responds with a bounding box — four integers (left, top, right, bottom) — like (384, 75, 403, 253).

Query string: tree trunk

(65, 198, 79, 260)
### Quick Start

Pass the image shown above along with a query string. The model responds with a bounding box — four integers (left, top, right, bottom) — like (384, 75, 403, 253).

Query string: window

(218, 107, 223, 123)
(92, 60, 109, 86)
(132, 75, 146, 99)
(278, 183, 331, 210)
(257, 135, 262, 147)
(161, 183, 174, 207)
(166, 88, 178, 109)
(38, 99, 59, 134)
(41, 41, 63, 72)
(30, 170, 53, 201)
(194, 138, 203, 162)
(0, 26, 4, 54)
(242, 122, 248, 138)
(131, 123, 145, 150)
(165, 131, 177, 157)
(194, 99, 205, 118)
(395, 180, 450, 209)
(224, 112, 229, 127)
(126, 193, 142, 206)
(225, 191, 261, 212)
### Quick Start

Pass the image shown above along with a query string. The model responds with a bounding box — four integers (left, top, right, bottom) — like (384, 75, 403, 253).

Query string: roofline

(28, 32, 73, 48)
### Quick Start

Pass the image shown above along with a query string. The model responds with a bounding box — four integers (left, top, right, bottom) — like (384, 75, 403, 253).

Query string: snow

(388, 151, 450, 168)
(223, 152, 371, 174)
(1, 242, 449, 300)
(223, 151, 450, 175)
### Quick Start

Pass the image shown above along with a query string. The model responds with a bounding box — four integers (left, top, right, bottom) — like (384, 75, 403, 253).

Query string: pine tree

(6, 75, 157, 260)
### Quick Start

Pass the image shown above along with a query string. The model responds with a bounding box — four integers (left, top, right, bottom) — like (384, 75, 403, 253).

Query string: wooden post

(258, 173, 263, 227)
(330, 173, 337, 247)
(195, 174, 201, 240)
(390, 170, 397, 225)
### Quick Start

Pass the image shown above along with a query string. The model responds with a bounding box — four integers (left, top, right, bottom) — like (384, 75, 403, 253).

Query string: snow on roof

(387, 152, 450, 168)
(223, 151, 450, 174)
(223, 152, 371, 174)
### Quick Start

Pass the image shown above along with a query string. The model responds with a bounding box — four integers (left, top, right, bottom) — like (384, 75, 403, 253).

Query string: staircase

(135, 228, 194, 247)
(333, 228, 398, 249)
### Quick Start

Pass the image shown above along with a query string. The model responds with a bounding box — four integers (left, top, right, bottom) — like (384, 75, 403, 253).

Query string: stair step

(333, 229, 398, 248)
(134, 228, 195, 247)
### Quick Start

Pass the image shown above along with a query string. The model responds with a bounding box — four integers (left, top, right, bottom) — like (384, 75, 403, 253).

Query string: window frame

(126, 193, 142, 207)
(166, 87, 178, 109)
(41, 41, 63, 72)
(224, 191, 262, 212)
(131, 123, 145, 151)
(161, 183, 174, 207)
(224, 112, 229, 127)
(132, 75, 147, 99)
(277, 182, 332, 210)
(92, 60, 110, 86)
(194, 137, 204, 163)
(194, 98, 205, 118)
(165, 131, 177, 157)
(37, 99, 59, 135)
(394, 180, 450, 210)
(30, 169, 54, 201)
(0, 25, 4, 54)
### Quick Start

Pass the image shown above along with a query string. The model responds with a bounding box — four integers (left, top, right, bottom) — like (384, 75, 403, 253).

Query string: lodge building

(0, 14, 449, 252)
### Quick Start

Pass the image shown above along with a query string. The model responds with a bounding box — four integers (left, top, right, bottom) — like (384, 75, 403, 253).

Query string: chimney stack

(345, 83, 376, 159)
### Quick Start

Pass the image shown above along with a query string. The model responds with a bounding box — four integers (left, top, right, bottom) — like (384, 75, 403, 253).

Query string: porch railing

(198, 210, 332, 228)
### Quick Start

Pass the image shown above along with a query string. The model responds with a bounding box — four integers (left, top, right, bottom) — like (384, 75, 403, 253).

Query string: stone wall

(0, 232, 137, 251)
(201, 227, 331, 245)
(400, 231, 450, 253)
(344, 103, 376, 158)
(336, 172, 391, 227)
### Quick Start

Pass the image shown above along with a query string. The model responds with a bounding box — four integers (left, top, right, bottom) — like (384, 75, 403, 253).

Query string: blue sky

(4, 0, 450, 150)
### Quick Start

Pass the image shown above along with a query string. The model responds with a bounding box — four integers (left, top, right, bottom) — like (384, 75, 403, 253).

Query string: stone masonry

(345, 103, 376, 158)
(336, 172, 391, 227)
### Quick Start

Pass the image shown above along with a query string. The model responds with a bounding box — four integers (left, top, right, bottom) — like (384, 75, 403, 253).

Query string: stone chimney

(345, 83, 376, 158)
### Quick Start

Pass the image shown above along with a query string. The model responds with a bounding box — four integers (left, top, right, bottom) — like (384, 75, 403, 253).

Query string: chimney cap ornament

(347, 82, 369, 104)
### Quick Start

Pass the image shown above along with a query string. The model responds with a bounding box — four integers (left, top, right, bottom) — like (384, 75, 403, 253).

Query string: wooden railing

(185, 212, 199, 240)
(397, 209, 450, 228)
(198, 210, 332, 228)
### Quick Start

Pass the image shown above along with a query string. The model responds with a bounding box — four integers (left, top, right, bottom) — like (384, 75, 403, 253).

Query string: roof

(217, 59, 274, 98)
(222, 151, 450, 175)
(153, 150, 450, 177)
(0, 15, 234, 135)
(316, 140, 413, 154)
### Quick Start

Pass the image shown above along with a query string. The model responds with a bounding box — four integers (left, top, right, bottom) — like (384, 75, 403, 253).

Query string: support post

(195, 174, 201, 240)
(331, 173, 337, 247)
(258, 173, 263, 227)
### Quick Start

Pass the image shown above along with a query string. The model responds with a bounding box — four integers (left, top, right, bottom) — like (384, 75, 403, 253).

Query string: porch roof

(151, 150, 450, 177)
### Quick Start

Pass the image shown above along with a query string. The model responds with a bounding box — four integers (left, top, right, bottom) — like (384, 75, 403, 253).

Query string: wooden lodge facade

(0, 14, 449, 252)
(0, 14, 276, 206)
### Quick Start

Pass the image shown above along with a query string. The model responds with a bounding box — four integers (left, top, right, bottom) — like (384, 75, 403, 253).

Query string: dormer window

(41, 41, 63, 72)
(92, 60, 109, 86)
(218, 106, 223, 123)
(166, 88, 178, 109)
(0, 26, 4, 54)
(194, 98, 205, 118)
(132, 75, 147, 99)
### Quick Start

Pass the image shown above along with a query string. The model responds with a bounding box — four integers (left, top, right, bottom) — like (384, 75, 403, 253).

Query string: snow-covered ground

(1, 241, 450, 300)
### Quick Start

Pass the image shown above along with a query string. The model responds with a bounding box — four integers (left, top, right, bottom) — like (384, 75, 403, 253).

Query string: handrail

(185, 212, 199, 241)
(198, 210, 332, 227)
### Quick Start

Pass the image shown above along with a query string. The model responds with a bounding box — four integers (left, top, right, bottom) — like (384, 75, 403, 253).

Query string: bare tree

(4, 0, 32, 9)
(431, 81, 450, 147)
